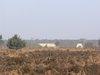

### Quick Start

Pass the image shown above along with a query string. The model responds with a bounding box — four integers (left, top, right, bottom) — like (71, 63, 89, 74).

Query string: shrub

(7, 35, 26, 50)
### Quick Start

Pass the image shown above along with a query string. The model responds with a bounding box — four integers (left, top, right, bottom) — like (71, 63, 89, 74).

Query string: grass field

(0, 48, 100, 75)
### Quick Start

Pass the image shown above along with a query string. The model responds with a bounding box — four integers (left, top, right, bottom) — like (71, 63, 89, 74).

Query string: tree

(7, 35, 26, 50)
(98, 39, 100, 47)
(0, 35, 2, 40)
(55, 41, 60, 48)
(0, 35, 4, 48)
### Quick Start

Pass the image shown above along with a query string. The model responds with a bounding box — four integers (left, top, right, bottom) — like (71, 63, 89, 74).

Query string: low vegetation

(0, 48, 100, 75)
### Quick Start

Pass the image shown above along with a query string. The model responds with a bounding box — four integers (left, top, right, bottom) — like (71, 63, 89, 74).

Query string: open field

(0, 48, 100, 75)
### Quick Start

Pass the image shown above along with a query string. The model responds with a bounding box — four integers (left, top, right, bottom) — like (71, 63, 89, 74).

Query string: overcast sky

(0, 0, 100, 40)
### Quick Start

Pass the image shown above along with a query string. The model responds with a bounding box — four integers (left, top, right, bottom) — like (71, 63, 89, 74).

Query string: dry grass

(0, 48, 100, 75)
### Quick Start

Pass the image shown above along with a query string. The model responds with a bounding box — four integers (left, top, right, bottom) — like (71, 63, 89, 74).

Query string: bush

(7, 35, 26, 50)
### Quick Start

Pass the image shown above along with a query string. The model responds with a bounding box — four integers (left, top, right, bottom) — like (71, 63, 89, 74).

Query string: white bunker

(76, 43, 83, 48)
(39, 43, 56, 48)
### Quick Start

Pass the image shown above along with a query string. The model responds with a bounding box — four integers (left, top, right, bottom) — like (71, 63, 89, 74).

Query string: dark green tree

(0, 35, 4, 48)
(0, 35, 2, 40)
(7, 35, 26, 50)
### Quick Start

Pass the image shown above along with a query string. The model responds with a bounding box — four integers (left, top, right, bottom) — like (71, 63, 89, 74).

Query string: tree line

(0, 34, 100, 50)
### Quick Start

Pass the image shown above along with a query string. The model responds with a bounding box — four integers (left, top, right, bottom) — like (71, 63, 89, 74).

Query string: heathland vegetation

(0, 49, 100, 75)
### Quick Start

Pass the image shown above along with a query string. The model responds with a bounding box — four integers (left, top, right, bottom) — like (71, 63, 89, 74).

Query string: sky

(0, 0, 100, 40)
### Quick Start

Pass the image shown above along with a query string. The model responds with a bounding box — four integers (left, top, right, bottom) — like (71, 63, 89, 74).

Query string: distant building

(39, 43, 56, 48)
(76, 43, 83, 48)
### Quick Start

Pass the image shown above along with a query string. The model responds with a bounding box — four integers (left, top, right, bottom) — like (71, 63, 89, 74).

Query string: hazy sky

(0, 0, 100, 40)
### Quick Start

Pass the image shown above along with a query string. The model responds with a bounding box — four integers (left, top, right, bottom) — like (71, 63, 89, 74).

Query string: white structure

(39, 43, 56, 48)
(76, 43, 83, 48)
